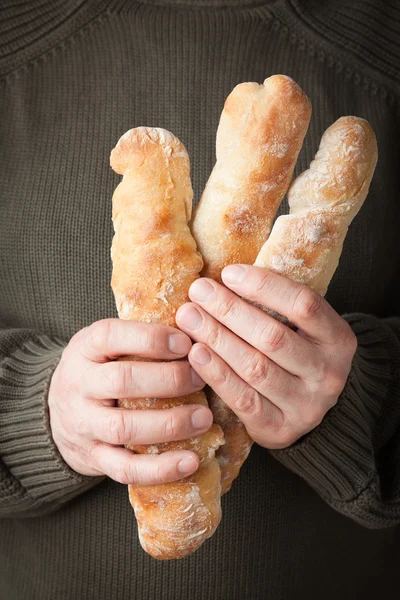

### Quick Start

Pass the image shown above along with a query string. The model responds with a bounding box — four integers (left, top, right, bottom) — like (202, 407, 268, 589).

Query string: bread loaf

(255, 116, 378, 297)
(110, 127, 224, 559)
(191, 74, 312, 281)
(191, 75, 311, 493)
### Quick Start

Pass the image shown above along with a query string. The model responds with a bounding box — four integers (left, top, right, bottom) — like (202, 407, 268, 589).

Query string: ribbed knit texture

(288, 0, 400, 85)
(1, 1, 400, 598)
(0, 329, 102, 518)
(271, 314, 400, 528)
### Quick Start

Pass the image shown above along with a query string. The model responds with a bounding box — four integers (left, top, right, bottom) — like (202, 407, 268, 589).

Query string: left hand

(175, 265, 357, 449)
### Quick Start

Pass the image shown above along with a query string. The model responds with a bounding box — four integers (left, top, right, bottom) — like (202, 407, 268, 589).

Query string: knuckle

(252, 271, 273, 298)
(114, 462, 134, 485)
(242, 353, 270, 388)
(103, 412, 129, 445)
(255, 406, 280, 436)
(313, 362, 346, 399)
(140, 325, 158, 354)
(168, 362, 188, 392)
(153, 460, 168, 485)
(207, 325, 223, 349)
(105, 363, 132, 397)
(259, 322, 286, 354)
(293, 287, 323, 321)
(235, 388, 264, 418)
(162, 411, 181, 440)
(206, 361, 226, 387)
(217, 295, 237, 320)
(104, 368, 123, 397)
(313, 359, 328, 384)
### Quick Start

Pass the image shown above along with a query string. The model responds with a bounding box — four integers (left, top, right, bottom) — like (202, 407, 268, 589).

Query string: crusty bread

(206, 388, 253, 495)
(110, 127, 224, 560)
(191, 75, 311, 493)
(255, 116, 378, 295)
(108, 100, 378, 554)
(110, 127, 200, 327)
(193, 92, 376, 494)
(229, 116, 377, 489)
(191, 74, 312, 282)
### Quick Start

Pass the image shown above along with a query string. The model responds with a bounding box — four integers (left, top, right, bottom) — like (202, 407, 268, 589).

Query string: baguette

(237, 115, 377, 486)
(110, 127, 224, 560)
(192, 74, 312, 281)
(191, 75, 311, 493)
(255, 116, 378, 296)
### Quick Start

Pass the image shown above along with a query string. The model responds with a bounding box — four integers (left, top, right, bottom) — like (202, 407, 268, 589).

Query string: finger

(176, 302, 301, 405)
(78, 318, 192, 363)
(185, 278, 321, 380)
(92, 444, 200, 485)
(83, 359, 205, 400)
(221, 265, 349, 344)
(85, 403, 213, 445)
(188, 343, 285, 447)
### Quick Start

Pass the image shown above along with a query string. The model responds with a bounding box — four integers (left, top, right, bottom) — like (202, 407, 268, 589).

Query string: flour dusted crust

(110, 127, 201, 327)
(130, 449, 222, 559)
(191, 75, 311, 494)
(109, 100, 377, 554)
(110, 127, 224, 560)
(192, 84, 377, 496)
(191, 74, 312, 282)
(255, 116, 378, 295)
(207, 389, 252, 494)
(219, 115, 376, 493)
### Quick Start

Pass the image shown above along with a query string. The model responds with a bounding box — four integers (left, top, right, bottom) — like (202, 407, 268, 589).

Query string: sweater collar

(108, 0, 280, 7)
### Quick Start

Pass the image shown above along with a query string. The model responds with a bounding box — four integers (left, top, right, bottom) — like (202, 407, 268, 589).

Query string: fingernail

(190, 279, 214, 302)
(192, 408, 213, 430)
(191, 346, 211, 365)
(179, 305, 203, 330)
(168, 333, 191, 354)
(190, 367, 205, 387)
(222, 265, 247, 283)
(178, 456, 198, 474)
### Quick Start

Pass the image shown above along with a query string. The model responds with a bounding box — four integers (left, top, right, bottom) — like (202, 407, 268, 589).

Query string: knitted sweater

(1, 1, 400, 598)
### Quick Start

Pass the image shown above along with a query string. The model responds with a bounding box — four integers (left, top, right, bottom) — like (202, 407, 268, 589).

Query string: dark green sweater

(1, 0, 400, 598)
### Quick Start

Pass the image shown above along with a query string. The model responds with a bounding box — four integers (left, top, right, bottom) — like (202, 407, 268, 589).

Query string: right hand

(48, 318, 212, 486)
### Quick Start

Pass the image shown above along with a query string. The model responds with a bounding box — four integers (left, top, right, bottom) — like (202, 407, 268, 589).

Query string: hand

(48, 319, 212, 484)
(175, 265, 357, 449)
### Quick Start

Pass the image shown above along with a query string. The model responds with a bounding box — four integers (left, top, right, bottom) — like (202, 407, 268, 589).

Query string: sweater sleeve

(0, 326, 103, 518)
(270, 313, 400, 529)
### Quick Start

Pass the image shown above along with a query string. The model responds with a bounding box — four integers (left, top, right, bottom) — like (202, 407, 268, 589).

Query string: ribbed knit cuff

(0, 334, 103, 512)
(270, 314, 400, 504)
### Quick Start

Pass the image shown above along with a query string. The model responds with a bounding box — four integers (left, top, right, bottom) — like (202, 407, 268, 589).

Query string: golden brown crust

(208, 389, 252, 494)
(255, 116, 378, 296)
(213, 116, 377, 494)
(110, 127, 224, 560)
(111, 128, 203, 327)
(129, 457, 222, 560)
(191, 74, 312, 281)
(191, 76, 311, 494)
